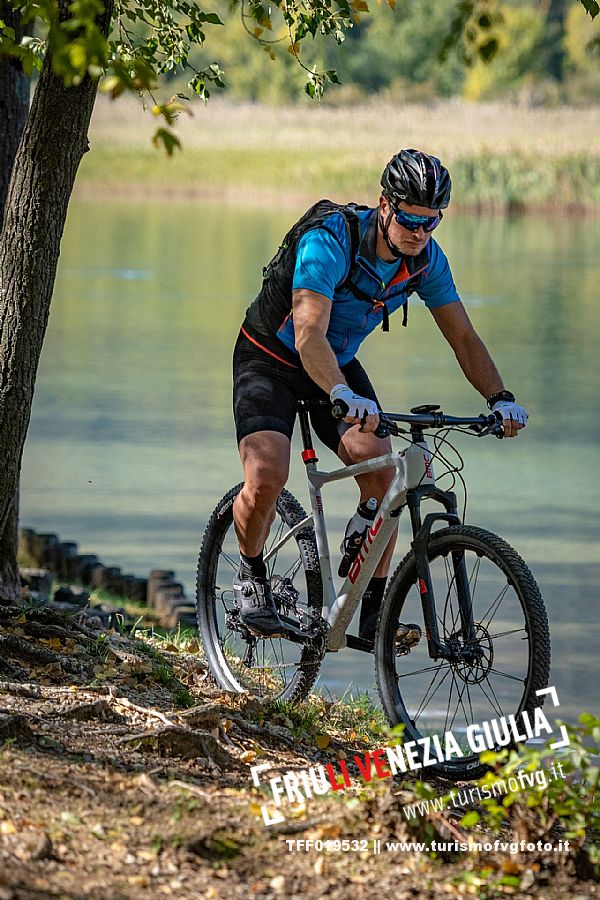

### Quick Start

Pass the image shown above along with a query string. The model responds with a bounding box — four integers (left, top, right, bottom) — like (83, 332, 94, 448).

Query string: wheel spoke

(487, 667, 526, 684)
(219, 550, 239, 572)
(468, 555, 482, 600)
(465, 680, 475, 724)
(442, 556, 461, 634)
(397, 663, 452, 679)
(414, 664, 452, 719)
(200, 490, 322, 702)
(444, 669, 456, 733)
(448, 671, 470, 731)
(480, 583, 511, 630)
(379, 529, 548, 779)
(488, 627, 526, 640)
(477, 678, 504, 718)
(482, 674, 504, 717)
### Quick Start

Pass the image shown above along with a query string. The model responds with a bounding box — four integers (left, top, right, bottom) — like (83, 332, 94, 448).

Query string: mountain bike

(196, 401, 551, 780)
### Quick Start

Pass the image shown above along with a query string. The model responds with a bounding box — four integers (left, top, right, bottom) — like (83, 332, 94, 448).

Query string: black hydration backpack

(245, 198, 424, 341)
(261, 199, 366, 289)
(244, 200, 368, 341)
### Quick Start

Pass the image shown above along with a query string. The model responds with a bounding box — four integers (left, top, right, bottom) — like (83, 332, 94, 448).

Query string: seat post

(296, 401, 318, 464)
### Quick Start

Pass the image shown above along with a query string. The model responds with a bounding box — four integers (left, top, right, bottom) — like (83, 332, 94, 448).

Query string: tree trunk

(0, 0, 31, 600)
(0, 0, 31, 218)
(0, 0, 114, 600)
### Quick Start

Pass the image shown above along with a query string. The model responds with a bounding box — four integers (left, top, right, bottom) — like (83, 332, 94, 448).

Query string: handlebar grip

(331, 401, 349, 419)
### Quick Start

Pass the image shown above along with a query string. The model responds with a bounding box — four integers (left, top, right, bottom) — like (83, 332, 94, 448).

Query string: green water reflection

(20, 198, 600, 719)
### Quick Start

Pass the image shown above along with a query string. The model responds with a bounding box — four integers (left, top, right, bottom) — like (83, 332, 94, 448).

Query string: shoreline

(80, 97, 600, 213)
(72, 179, 600, 215)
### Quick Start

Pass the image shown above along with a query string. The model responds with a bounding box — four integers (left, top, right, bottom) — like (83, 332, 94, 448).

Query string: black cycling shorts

(232, 328, 381, 454)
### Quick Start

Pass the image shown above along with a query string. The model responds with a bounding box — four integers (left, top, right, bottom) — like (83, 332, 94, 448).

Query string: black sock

(240, 551, 267, 579)
(359, 576, 387, 628)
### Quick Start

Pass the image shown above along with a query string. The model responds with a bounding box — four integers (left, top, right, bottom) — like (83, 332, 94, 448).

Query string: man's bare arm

(430, 301, 504, 399)
(430, 301, 525, 437)
(292, 288, 379, 431)
(292, 288, 344, 392)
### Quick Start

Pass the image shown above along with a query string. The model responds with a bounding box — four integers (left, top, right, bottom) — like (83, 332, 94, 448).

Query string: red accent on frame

(418, 578, 427, 595)
(302, 449, 317, 462)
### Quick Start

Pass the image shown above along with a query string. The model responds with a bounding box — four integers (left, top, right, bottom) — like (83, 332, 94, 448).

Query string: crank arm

(276, 613, 327, 646)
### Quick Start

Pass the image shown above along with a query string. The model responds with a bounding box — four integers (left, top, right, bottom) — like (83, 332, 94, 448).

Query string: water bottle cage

(338, 527, 369, 578)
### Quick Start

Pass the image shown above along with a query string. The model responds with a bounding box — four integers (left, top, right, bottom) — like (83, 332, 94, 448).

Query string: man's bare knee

(238, 432, 290, 508)
(244, 470, 287, 509)
(340, 429, 391, 465)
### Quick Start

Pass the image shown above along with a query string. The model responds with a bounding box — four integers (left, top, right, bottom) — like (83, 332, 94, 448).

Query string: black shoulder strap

(336, 206, 362, 292)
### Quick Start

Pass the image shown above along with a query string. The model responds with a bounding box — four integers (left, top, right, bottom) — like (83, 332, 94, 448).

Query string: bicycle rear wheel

(375, 525, 551, 781)
(196, 484, 324, 703)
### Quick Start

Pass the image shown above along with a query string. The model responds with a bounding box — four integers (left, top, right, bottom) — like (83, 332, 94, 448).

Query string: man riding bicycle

(232, 149, 528, 639)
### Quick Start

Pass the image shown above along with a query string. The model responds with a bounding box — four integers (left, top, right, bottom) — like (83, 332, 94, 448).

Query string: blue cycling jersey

(276, 206, 460, 366)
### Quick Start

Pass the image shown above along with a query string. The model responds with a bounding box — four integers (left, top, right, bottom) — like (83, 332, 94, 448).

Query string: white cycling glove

(491, 400, 529, 427)
(330, 383, 379, 419)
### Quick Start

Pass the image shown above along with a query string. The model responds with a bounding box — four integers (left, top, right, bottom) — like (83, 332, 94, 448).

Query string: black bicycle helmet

(381, 149, 452, 209)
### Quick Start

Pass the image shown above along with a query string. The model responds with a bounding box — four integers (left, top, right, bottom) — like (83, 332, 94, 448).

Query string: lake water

(20, 198, 600, 722)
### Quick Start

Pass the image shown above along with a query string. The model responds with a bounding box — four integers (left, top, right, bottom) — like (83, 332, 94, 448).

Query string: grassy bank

(80, 97, 600, 210)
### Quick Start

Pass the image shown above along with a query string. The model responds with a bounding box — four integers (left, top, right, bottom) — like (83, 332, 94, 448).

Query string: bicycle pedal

(395, 623, 422, 655)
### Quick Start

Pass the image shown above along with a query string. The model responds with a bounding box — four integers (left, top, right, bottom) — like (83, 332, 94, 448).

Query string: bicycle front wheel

(375, 525, 551, 781)
(196, 484, 324, 703)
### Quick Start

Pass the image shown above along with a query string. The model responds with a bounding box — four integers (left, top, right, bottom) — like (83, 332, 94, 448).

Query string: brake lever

(469, 413, 505, 439)
(492, 409, 505, 439)
(375, 415, 405, 439)
(374, 422, 391, 438)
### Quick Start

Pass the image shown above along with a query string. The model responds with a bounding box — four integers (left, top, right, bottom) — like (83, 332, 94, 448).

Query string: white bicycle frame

(264, 439, 436, 651)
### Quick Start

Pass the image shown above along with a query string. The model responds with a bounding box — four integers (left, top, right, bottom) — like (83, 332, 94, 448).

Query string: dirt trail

(0, 601, 596, 899)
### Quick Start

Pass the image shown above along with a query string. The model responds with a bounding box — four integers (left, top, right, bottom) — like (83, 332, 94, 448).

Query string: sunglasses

(393, 207, 443, 233)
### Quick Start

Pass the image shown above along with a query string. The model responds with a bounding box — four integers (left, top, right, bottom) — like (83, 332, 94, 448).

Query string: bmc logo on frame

(348, 515, 384, 584)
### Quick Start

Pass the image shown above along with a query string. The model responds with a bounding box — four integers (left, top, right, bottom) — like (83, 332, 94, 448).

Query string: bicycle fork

(404, 439, 478, 663)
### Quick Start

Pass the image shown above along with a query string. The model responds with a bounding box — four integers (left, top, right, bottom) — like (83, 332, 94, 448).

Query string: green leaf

(198, 12, 223, 26)
(499, 876, 521, 888)
(152, 127, 181, 157)
(325, 69, 341, 84)
(460, 810, 480, 828)
(579, 0, 600, 19)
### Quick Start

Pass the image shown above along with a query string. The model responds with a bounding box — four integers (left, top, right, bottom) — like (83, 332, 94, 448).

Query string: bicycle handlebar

(330, 402, 504, 439)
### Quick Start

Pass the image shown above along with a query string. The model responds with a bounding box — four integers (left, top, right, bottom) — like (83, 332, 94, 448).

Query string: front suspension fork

(407, 487, 476, 660)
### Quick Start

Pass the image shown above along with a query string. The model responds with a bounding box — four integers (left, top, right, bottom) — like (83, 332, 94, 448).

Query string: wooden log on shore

(129, 577, 148, 604)
(147, 570, 175, 609)
(73, 554, 101, 584)
(18, 529, 38, 567)
(19, 530, 163, 613)
(90, 565, 107, 589)
(18, 568, 53, 604)
(118, 574, 137, 599)
(82, 562, 105, 587)
(37, 533, 62, 571)
(96, 566, 123, 594)
(153, 585, 185, 619)
(164, 604, 197, 630)
(58, 542, 79, 580)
